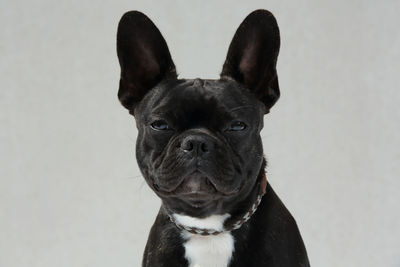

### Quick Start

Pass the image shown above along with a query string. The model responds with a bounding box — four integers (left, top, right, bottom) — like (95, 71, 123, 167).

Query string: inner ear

(117, 11, 177, 111)
(239, 39, 262, 87)
(221, 10, 281, 113)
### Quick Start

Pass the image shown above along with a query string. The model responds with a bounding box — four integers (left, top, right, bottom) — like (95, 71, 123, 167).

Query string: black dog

(117, 9, 309, 267)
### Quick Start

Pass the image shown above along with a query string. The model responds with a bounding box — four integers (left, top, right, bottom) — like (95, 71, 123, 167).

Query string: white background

(1, 0, 399, 266)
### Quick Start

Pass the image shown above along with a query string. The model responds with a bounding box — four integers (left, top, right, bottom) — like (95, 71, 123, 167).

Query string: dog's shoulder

(142, 208, 188, 267)
(230, 184, 310, 267)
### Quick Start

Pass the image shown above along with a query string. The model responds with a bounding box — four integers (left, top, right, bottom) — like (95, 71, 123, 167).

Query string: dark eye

(229, 121, 247, 131)
(150, 120, 169, 131)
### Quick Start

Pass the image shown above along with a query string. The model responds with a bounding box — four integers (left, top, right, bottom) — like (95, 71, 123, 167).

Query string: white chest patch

(173, 213, 235, 267)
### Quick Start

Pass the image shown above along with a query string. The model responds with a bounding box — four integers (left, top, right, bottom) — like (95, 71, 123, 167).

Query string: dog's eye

(151, 120, 169, 131)
(229, 121, 247, 131)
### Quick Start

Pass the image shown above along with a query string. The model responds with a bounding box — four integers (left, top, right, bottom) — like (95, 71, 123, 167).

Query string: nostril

(183, 141, 194, 152)
(188, 142, 194, 151)
(200, 143, 208, 152)
(181, 135, 214, 155)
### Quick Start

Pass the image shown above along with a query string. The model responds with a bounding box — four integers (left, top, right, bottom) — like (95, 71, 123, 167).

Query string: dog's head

(117, 10, 280, 217)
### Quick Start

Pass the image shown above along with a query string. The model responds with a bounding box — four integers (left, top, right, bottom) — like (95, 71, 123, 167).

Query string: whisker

(125, 174, 143, 180)
(261, 134, 273, 140)
(139, 180, 147, 190)
(125, 132, 136, 143)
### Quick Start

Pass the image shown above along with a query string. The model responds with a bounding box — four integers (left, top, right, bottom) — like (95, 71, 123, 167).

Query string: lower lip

(180, 192, 214, 199)
(184, 199, 213, 208)
(178, 193, 215, 206)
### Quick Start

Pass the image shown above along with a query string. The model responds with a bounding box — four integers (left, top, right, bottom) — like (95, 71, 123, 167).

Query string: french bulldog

(116, 9, 310, 267)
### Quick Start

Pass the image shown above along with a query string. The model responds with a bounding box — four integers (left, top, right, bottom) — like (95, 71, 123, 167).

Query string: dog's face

(117, 10, 280, 217)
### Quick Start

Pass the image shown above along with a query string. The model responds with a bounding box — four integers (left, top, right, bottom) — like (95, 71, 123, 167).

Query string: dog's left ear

(221, 9, 280, 113)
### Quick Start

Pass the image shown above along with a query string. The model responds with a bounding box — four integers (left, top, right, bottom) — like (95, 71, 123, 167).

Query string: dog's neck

(166, 171, 267, 236)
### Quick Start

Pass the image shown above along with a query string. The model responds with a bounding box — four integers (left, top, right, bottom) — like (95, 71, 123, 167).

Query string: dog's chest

(173, 214, 235, 267)
(183, 232, 234, 267)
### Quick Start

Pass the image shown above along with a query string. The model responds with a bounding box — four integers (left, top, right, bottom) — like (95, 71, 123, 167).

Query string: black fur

(117, 9, 310, 267)
(142, 185, 309, 267)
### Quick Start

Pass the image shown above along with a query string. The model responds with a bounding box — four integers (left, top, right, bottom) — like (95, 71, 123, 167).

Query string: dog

(116, 9, 310, 267)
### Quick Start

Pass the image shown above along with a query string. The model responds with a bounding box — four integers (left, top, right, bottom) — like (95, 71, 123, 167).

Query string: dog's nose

(181, 135, 214, 156)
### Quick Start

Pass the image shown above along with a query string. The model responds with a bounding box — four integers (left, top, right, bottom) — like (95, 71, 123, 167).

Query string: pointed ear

(117, 11, 177, 110)
(221, 10, 281, 113)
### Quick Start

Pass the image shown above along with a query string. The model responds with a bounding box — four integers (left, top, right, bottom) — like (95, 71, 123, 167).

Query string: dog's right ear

(117, 11, 177, 111)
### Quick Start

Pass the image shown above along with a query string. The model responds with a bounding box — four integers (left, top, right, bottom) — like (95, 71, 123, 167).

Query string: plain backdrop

(1, 0, 399, 266)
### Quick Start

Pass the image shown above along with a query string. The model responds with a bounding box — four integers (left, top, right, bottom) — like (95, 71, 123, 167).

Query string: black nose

(181, 135, 214, 157)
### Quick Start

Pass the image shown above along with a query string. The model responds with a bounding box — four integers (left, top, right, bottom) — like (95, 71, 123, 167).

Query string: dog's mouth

(153, 172, 242, 207)
(171, 175, 218, 207)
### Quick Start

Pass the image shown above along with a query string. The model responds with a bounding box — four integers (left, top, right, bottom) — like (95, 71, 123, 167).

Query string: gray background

(1, 0, 399, 266)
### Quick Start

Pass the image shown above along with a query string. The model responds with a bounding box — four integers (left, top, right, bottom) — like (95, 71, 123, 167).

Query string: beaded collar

(167, 173, 267, 236)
